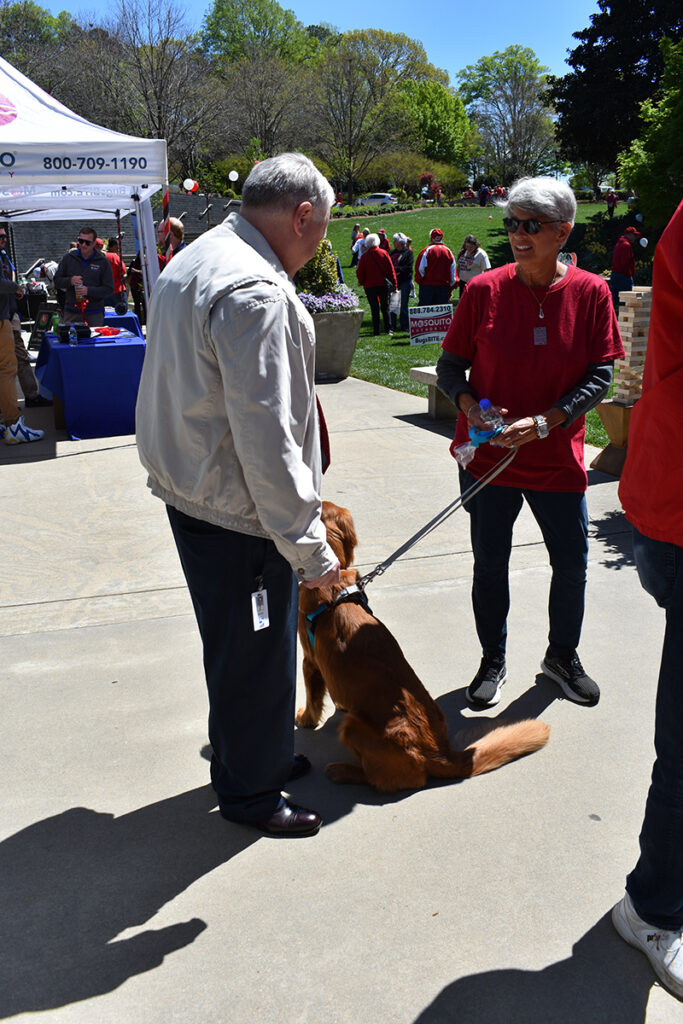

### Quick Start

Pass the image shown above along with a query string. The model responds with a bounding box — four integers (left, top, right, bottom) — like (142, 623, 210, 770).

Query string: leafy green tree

(200, 0, 316, 64)
(546, 0, 683, 174)
(311, 29, 441, 202)
(458, 45, 556, 183)
(400, 80, 471, 165)
(618, 38, 683, 224)
(0, 1, 74, 80)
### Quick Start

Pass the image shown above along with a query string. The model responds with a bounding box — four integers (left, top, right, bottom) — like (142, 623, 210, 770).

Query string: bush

(296, 238, 339, 296)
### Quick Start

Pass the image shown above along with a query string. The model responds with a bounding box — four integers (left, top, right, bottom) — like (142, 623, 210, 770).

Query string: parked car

(354, 193, 398, 207)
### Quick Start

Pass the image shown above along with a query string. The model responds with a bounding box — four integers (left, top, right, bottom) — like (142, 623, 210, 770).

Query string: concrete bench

(409, 365, 459, 419)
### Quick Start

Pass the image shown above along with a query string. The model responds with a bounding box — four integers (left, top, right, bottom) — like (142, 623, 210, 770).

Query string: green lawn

(327, 203, 609, 447)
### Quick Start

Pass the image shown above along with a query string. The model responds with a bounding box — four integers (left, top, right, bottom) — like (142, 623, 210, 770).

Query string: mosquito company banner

(408, 304, 453, 345)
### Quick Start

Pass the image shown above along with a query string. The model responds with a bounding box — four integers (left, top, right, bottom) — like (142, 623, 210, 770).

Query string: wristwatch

(532, 414, 549, 438)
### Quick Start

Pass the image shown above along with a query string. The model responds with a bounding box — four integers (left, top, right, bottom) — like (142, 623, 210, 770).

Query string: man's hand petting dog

(302, 561, 341, 589)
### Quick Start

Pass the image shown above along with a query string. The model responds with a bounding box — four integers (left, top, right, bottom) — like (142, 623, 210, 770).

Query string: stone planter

(312, 309, 364, 383)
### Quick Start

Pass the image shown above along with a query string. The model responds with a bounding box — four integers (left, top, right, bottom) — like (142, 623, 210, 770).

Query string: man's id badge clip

(251, 576, 269, 631)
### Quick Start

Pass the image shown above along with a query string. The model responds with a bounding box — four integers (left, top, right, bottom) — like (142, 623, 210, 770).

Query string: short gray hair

(393, 232, 407, 244)
(242, 153, 334, 221)
(365, 233, 380, 248)
(504, 177, 576, 226)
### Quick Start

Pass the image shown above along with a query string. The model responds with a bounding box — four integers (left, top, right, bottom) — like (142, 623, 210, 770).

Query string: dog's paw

(325, 761, 366, 785)
(296, 707, 319, 729)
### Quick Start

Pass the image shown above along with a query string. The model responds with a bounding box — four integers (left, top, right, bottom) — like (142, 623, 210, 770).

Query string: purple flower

(297, 289, 360, 314)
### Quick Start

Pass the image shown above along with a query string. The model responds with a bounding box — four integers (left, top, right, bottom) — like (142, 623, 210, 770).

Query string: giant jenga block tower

(591, 285, 652, 476)
(612, 286, 652, 406)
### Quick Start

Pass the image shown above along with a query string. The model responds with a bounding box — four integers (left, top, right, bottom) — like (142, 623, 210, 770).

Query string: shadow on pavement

(0, 784, 253, 1017)
(590, 508, 634, 570)
(411, 913, 656, 1024)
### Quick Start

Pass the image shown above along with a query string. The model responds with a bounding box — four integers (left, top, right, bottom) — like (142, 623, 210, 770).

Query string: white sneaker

(612, 892, 683, 999)
(4, 416, 45, 444)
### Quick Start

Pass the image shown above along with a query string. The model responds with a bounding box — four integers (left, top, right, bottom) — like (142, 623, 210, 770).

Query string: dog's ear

(321, 501, 357, 569)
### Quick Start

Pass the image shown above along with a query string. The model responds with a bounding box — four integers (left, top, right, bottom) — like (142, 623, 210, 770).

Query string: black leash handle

(356, 448, 517, 591)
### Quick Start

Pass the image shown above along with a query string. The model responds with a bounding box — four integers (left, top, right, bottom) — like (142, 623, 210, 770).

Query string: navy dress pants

(627, 528, 683, 930)
(167, 506, 298, 824)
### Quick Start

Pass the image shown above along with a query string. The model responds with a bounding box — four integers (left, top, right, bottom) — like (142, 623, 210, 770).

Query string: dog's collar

(305, 584, 372, 650)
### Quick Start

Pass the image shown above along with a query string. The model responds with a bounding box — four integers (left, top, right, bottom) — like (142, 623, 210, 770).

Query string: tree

(546, 0, 683, 174)
(223, 55, 312, 156)
(95, 0, 230, 176)
(0, 1, 75, 82)
(618, 38, 683, 224)
(458, 46, 557, 183)
(200, 0, 316, 64)
(310, 29, 441, 201)
(400, 80, 471, 165)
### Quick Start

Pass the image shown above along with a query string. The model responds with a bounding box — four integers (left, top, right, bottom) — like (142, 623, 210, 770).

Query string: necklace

(517, 266, 563, 320)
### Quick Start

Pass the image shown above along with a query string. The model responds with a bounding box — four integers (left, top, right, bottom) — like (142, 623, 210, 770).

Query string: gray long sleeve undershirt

(435, 349, 614, 427)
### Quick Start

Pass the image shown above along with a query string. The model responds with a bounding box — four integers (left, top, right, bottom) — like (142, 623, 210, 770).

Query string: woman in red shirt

(436, 177, 624, 709)
(356, 233, 397, 336)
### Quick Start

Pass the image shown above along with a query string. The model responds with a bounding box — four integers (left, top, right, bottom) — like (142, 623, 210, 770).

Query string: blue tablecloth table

(35, 330, 146, 439)
(104, 310, 144, 338)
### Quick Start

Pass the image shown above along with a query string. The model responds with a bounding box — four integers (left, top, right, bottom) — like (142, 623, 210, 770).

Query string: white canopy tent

(0, 56, 168, 297)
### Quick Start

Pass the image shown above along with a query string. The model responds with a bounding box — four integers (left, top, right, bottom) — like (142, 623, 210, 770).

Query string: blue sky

(45, 0, 601, 81)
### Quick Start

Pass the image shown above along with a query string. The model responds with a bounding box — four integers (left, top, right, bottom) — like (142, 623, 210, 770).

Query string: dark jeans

(167, 505, 298, 823)
(364, 285, 390, 335)
(418, 284, 451, 306)
(609, 271, 632, 309)
(390, 280, 412, 332)
(627, 528, 683, 930)
(460, 469, 588, 658)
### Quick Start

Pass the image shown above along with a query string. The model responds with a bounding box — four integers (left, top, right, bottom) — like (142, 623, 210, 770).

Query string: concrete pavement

(2, 377, 681, 1023)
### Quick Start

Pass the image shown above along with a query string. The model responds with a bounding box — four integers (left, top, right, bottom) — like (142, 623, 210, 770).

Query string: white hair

(364, 233, 380, 248)
(504, 177, 576, 226)
(242, 153, 334, 221)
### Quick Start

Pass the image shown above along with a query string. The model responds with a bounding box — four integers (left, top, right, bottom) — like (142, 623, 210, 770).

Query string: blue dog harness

(305, 583, 373, 650)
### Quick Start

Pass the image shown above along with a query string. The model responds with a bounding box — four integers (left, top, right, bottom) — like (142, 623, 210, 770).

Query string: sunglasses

(503, 217, 563, 235)
(77, 237, 95, 245)
(0, 235, 6, 240)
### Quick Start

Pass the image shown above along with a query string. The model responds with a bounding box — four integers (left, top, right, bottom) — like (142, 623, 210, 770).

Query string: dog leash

(356, 448, 518, 591)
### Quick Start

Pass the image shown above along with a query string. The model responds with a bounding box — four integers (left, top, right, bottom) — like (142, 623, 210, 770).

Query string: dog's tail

(425, 720, 550, 779)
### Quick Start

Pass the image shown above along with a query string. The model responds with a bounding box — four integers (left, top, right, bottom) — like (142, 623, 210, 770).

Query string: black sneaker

(466, 654, 507, 708)
(541, 649, 600, 706)
(24, 394, 52, 407)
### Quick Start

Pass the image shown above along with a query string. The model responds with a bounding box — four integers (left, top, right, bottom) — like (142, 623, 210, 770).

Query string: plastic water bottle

(479, 398, 504, 428)
(451, 398, 504, 468)
(68, 325, 78, 347)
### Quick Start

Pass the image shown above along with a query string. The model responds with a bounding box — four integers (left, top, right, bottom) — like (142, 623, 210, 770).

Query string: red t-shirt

(442, 263, 624, 492)
(619, 199, 683, 545)
(106, 251, 126, 293)
(611, 236, 635, 276)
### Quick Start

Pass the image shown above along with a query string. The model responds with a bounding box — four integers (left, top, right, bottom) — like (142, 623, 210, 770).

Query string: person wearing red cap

(415, 228, 456, 306)
(610, 226, 641, 307)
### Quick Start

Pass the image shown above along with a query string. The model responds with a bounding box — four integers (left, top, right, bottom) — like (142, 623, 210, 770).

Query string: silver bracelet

(532, 414, 549, 438)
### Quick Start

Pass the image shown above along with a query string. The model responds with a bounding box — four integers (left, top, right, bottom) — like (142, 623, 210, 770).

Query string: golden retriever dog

(296, 501, 549, 792)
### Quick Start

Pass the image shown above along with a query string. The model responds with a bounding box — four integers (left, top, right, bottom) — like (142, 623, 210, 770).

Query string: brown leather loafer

(256, 800, 322, 837)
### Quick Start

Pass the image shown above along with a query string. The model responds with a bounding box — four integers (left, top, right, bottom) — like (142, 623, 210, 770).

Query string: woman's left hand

(494, 416, 538, 448)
